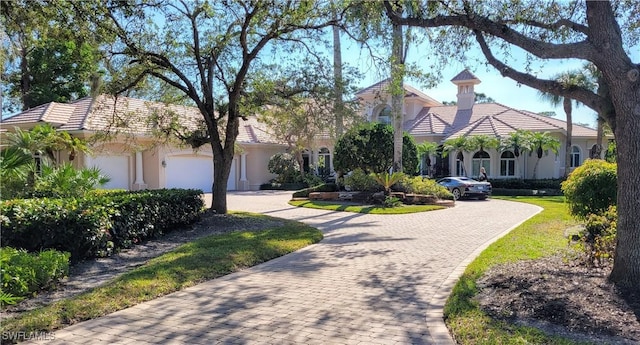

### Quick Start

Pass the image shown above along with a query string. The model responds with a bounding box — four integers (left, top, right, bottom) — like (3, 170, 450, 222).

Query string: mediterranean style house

(0, 69, 605, 192)
(354, 69, 605, 180)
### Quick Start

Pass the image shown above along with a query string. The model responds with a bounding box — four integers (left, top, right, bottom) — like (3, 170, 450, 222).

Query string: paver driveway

(31, 191, 541, 345)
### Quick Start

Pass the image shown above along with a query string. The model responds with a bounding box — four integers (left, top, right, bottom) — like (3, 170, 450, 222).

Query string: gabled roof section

(236, 116, 282, 145)
(404, 108, 451, 136)
(1, 102, 75, 126)
(444, 103, 598, 139)
(0, 95, 285, 145)
(355, 79, 443, 106)
(450, 69, 481, 84)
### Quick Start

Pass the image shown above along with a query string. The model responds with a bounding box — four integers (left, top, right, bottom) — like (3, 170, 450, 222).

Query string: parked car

(437, 176, 492, 200)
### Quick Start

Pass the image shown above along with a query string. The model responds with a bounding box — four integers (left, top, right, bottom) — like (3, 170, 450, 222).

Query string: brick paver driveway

(33, 191, 540, 345)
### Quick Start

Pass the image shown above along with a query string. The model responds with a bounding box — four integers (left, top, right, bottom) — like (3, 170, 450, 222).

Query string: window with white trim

(500, 151, 516, 176)
(318, 147, 331, 177)
(455, 152, 465, 176)
(377, 105, 392, 125)
(570, 146, 581, 168)
(472, 151, 490, 176)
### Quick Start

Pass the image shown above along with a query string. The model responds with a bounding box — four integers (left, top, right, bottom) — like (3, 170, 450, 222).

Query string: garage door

(165, 155, 235, 192)
(90, 156, 130, 190)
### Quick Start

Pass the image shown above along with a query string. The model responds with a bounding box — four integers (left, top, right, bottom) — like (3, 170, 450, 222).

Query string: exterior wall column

(239, 153, 249, 190)
(133, 151, 147, 190)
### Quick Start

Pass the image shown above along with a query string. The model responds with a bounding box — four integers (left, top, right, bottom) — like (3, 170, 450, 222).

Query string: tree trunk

(592, 116, 604, 159)
(210, 110, 240, 214)
(563, 98, 572, 177)
(20, 45, 31, 110)
(391, 22, 404, 173)
(332, 9, 344, 138)
(296, 149, 306, 182)
(607, 82, 640, 290)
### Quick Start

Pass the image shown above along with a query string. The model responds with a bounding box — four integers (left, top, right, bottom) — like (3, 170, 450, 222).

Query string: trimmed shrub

(343, 169, 379, 192)
(396, 176, 454, 200)
(292, 183, 338, 198)
(260, 182, 308, 191)
(491, 188, 563, 197)
(0, 247, 70, 301)
(333, 122, 418, 175)
(268, 152, 301, 183)
(577, 206, 617, 266)
(0, 198, 113, 260)
(1, 189, 204, 261)
(489, 178, 564, 190)
(561, 159, 617, 219)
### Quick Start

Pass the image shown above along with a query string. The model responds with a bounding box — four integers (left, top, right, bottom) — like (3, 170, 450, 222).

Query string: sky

(339, 34, 639, 129)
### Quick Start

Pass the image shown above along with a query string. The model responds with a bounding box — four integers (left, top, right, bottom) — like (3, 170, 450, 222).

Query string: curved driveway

(33, 191, 541, 345)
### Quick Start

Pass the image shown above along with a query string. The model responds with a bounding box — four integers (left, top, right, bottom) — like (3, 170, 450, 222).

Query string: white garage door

(165, 155, 235, 192)
(90, 156, 130, 190)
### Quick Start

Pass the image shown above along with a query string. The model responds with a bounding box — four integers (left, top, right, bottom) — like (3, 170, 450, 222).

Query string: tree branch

(472, 30, 606, 115)
(383, 2, 597, 61)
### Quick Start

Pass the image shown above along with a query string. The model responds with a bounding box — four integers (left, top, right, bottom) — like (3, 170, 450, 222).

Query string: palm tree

(372, 172, 405, 195)
(467, 135, 499, 177)
(468, 135, 500, 154)
(529, 131, 561, 179)
(538, 71, 596, 176)
(416, 141, 438, 176)
(500, 129, 532, 178)
(442, 136, 472, 176)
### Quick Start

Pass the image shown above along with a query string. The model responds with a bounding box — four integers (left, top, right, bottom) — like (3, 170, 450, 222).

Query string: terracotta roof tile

(355, 79, 442, 105)
(450, 69, 480, 82)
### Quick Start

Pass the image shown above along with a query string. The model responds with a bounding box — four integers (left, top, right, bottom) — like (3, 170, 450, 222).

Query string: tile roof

(450, 69, 480, 83)
(451, 68, 480, 83)
(1, 95, 283, 145)
(355, 79, 443, 106)
(405, 102, 598, 140)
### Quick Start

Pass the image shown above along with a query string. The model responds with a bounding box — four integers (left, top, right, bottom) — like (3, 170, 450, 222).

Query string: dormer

(355, 79, 443, 122)
(451, 69, 481, 110)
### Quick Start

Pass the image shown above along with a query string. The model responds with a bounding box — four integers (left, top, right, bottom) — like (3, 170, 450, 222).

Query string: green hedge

(489, 178, 565, 190)
(491, 188, 563, 196)
(0, 189, 204, 261)
(0, 247, 70, 302)
(292, 183, 338, 198)
(260, 182, 309, 190)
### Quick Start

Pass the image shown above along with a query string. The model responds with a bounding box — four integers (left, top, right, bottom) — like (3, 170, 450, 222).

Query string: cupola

(451, 69, 481, 110)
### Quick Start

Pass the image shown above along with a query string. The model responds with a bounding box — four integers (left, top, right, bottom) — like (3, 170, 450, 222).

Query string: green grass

(1, 213, 322, 337)
(443, 196, 591, 345)
(288, 199, 445, 214)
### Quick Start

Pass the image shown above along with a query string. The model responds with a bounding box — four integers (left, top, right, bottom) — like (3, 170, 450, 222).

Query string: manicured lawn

(444, 196, 584, 344)
(1, 213, 322, 337)
(288, 199, 446, 214)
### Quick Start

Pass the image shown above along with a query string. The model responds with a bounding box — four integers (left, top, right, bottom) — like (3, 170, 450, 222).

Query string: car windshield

(457, 177, 472, 181)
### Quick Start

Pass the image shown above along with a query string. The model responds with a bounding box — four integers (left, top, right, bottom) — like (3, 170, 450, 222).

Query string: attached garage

(89, 155, 130, 190)
(165, 154, 236, 192)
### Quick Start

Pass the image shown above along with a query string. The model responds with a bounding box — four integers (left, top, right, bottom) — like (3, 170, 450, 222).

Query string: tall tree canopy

(87, 0, 340, 213)
(383, 0, 639, 289)
(1, 0, 106, 112)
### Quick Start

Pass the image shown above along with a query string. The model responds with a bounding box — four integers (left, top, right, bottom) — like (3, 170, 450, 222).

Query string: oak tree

(384, 0, 640, 288)
(93, 0, 339, 213)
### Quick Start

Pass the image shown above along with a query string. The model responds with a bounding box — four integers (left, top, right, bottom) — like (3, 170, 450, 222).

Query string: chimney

(451, 69, 481, 110)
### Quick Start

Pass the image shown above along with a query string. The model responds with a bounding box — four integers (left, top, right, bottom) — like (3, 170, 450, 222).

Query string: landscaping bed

(477, 255, 639, 344)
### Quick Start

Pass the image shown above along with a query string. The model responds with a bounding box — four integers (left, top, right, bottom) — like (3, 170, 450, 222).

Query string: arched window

(420, 152, 432, 176)
(377, 105, 392, 125)
(570, 146, 581, 168)
(500, 151, 516, 176)
(301, 149, 311, 173)
(318, 147, 331, 177)
(455, 152, 465, 176)
(472, 151, 490, 176)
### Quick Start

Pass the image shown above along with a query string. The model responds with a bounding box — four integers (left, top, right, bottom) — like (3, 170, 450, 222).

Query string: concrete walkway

(31, 191, 541, 345)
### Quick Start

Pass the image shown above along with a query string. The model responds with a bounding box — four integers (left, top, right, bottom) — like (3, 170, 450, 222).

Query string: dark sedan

(437, 176, 492, 200)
